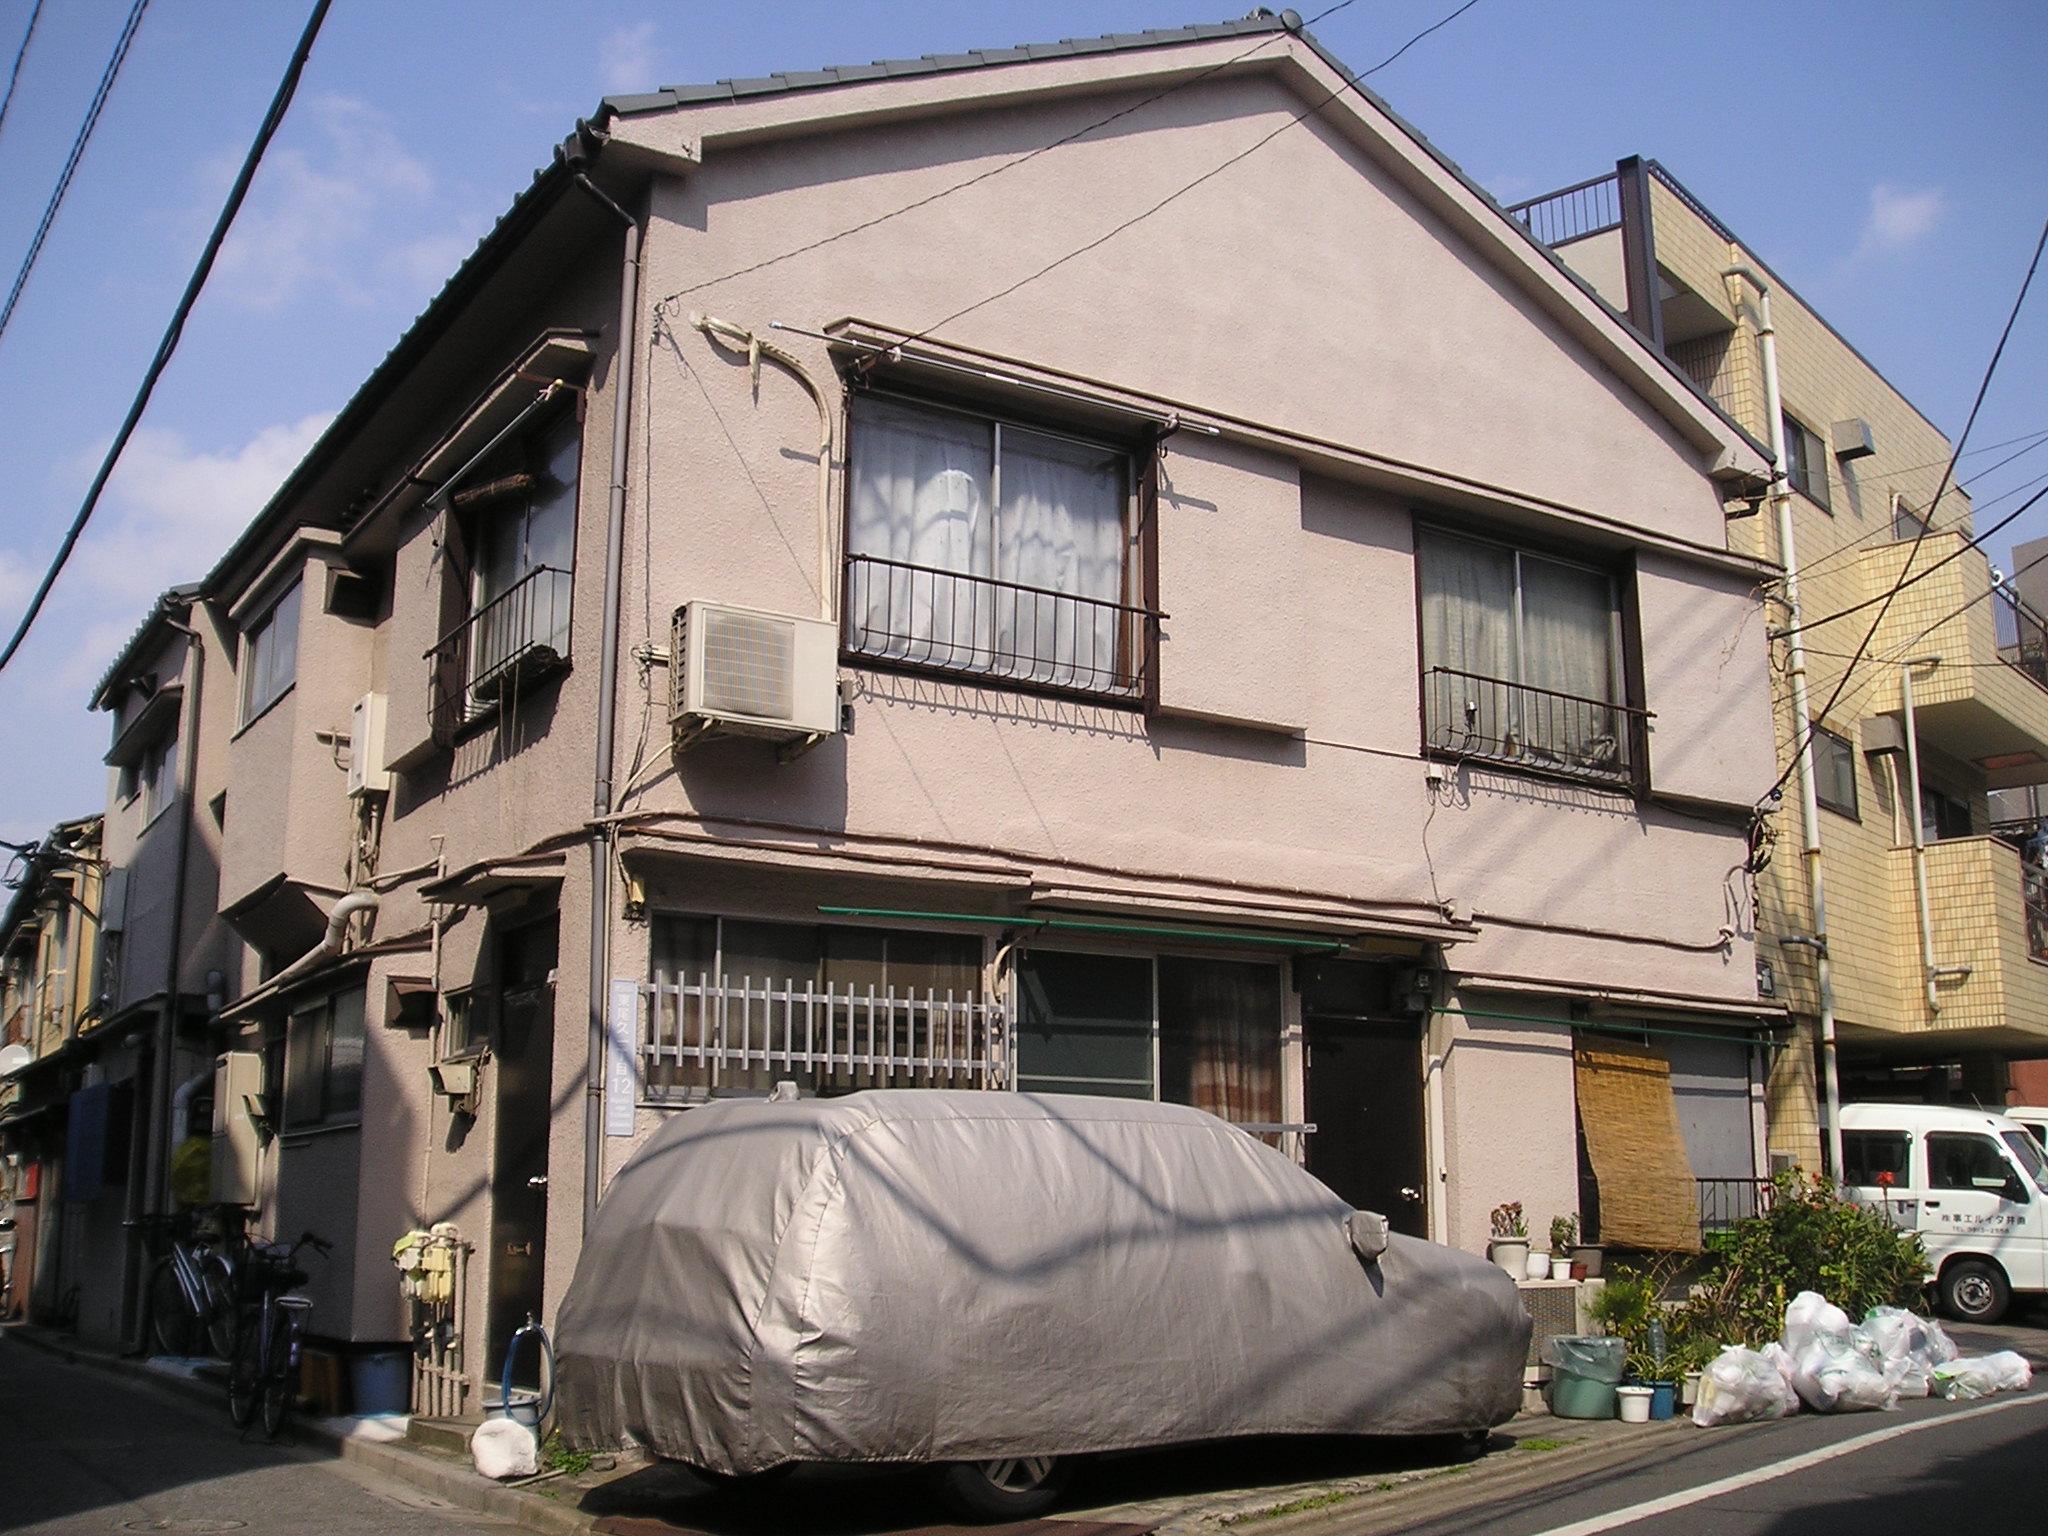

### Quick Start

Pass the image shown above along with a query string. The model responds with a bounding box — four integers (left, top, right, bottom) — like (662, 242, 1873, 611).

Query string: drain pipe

(1727, 263, 1844, 1180)
(569, 152, 641, 1232)
(265, 890, 380, 994)
(1899, 657, 1972, 1012)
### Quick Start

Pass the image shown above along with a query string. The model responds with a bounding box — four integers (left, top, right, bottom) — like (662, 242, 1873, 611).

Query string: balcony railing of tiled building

(1887, 835, 2048, 1041)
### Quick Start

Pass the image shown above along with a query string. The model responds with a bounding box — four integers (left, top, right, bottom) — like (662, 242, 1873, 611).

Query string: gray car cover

(555, 1091, 1528, 1471)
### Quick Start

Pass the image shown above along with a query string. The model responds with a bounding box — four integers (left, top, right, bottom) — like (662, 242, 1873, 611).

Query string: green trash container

(1544, 1335, 1626, 1419)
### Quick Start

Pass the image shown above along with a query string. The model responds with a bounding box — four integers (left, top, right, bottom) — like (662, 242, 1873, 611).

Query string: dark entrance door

(487, 916, 557, 1390)
(1300, 960, 1428, 1237)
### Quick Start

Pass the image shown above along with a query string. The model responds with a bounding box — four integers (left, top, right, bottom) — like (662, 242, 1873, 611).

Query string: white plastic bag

(1693, 1345, 1800, 1427)
(471, 1417, 539, 1479)
(1860, 1307, 1937, 1399)
(1782, 1290, 1851, 1355)
(1792, 1334, 1898, 1413)
(1933, 1350, 2033, 1400)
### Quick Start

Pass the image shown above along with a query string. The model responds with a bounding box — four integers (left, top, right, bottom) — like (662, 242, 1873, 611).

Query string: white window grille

(640, 972, 1009, 1100)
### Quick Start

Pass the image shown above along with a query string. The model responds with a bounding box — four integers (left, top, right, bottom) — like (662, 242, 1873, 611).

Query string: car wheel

(1940, 1258, 2011, 1324)
(933, 1455, 1069, 1521)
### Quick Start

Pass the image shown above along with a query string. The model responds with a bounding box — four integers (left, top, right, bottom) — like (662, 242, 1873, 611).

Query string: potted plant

(1548, 1214, 1578, 1279)
(1488, 1203, 1529, 1278)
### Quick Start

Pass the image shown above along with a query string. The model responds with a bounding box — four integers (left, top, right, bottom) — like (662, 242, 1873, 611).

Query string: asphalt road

(0, 1338, 525, 1536)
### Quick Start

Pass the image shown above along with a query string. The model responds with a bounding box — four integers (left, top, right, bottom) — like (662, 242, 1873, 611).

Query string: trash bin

(1544, 1335, 1625, 1420)
(350, 1350, 411, 1416)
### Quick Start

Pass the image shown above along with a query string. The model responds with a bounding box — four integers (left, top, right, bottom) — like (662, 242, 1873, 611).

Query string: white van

(2005, 1105, 2048, 1149)
(1838, 1103, 2048, 1324)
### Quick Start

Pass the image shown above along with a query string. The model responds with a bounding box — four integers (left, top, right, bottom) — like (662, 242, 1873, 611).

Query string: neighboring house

(1518, 157, 2048, 1166)
(98, 16, 1779, 1402)
(0, 817, 107, 1330)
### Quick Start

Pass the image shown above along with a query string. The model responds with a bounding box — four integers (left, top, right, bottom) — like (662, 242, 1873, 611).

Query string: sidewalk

(0, 1318, 1707, 1536)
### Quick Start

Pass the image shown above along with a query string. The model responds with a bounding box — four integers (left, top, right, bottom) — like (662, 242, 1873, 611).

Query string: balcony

(426, 565, 573, 745)
(1880, 835, 2048, 1049)
(1857, 534, 2048, 788)
(1422, 666, 1648, 790)
(842, 554, 1157, 702)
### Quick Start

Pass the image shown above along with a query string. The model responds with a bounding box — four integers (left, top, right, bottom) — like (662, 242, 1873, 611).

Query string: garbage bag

(1932, 1350, 2033, 1400)
(1860, 1306, 1940, 1399)
(1693, 1345, 1799, 1427)
(1544, 1335, 1626, 1383)
(471, 1417, 539, 1479)
(1922, 1317, 1961, 1365)
(1782, 1290, 1851, 1355)
(1792, 1334, 1897, 1412)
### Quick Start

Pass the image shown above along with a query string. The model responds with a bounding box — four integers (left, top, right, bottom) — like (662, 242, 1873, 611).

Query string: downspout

(132, 617, 202, 1348)
(1899, 657, 1963, 1013)
(1726, 263, 1844, 1180)
(570, 157, 640, 1233)
(1424, 1041, 1449, 1243)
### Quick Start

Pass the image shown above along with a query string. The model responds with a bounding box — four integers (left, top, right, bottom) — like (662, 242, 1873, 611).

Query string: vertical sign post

(606, 977, 639, 1137)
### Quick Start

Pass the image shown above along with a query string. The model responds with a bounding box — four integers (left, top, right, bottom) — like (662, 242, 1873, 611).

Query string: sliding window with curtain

(1417, 527, 1627, 779)
(1158, 957, 1282, 1127)
(846, 395, 1133, 693)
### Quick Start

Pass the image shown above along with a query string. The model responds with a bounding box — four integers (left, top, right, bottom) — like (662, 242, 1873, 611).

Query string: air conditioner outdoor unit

(671, 601, 839, 750)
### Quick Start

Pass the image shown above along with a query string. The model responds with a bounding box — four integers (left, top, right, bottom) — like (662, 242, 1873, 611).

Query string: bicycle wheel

(201, 1256, 238, 1360)
(227, 1313, 264, 1427)
(260, 1317, 295, 1438)
(147, 1259, 191, 1358)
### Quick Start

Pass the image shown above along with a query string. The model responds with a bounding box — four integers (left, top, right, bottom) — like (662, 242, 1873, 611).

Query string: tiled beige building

(1527, 158, 2048, 1166)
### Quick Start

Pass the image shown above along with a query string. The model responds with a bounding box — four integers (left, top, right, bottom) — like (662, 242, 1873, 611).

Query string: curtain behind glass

(848, 398, 993, 665)
(1520, 555, 1615, 762)
(1418, 532, 1514, 753)
(997, 426, 1126, 687)
(1158, 957, 1280, 1125)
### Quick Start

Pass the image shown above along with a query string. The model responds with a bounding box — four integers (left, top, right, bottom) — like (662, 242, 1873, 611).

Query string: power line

(0, 0, 333, 676)
(909, 0, 1486, 340)
(1759, 210, 2048, 805)
(0, 0, 45, 146)
(0, 0, 149, 349)
(653, 3, 1359, 312)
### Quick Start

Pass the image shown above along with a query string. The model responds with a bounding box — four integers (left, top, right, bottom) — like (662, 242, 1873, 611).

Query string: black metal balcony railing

(1423, 665, 1647, 788)
(2025, 863, 2048, 964)
(1698, 1177, 1776, 1233)
(1994, 579, 2048, 694)
(843, 553, 1157, 700)
(1505, 172, 1621, 247)
(427, 565, 573, 744)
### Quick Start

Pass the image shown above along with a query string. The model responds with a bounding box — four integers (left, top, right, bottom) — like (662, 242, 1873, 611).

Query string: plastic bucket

(1616, 1385, 1653, 1423)
(503, 1391, 542, 1428)
(349, 1350, 410, 1416)
(1648, 1381, 1676, 1420)
(1550, 1373, 1619, 1420)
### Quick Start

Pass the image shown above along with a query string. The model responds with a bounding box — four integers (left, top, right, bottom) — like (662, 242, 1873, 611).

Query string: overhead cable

(0, 0, 150, 349)
(0, 0, 333, 676)
(0, 0, 45, 146)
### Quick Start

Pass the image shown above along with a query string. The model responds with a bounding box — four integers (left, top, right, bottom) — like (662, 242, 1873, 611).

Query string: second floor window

(1814, 724, 1859, 819)
(119, 730, 177, 824)
(1418, 527, 1633, 785)
(844, 394, 1143, 697)
(1783, 413, 1832, 511)
(238, 581, 302, 724)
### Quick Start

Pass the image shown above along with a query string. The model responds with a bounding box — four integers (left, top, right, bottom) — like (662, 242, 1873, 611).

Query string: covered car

(556, 1091, 1528, 1514)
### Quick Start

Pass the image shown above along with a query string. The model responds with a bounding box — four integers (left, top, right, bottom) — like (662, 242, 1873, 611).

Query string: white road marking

(1524, 1392, 2048, 1536)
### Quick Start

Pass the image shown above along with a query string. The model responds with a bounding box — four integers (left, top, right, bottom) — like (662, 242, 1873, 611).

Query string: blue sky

(0, 0, 2042, 841)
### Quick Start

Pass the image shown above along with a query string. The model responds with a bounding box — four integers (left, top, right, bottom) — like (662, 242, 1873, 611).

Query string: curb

(2, 1324, 599, 1536)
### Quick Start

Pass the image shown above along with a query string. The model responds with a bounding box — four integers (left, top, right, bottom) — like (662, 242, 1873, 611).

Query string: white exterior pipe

(1900, 657, 1944, 1012)
(1726, 263, 1844, 1180)
(266, 889, 380, 993)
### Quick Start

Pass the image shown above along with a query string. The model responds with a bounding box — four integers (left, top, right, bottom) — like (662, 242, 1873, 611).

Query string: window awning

(1575, 1037, 1701, 1253)
(417, 851, 567, 908)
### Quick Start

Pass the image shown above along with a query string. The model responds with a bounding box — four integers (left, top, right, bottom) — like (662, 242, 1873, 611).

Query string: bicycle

(133, 1210, 239, 1360)
(227, 1230, 331, 1438)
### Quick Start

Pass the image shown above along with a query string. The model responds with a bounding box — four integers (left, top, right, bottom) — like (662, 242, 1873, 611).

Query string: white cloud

(68, 413, 334, 608)
(601, 21, 663, 93)
(1855, 184, 1946, 260)
(212, 94, 436, 309)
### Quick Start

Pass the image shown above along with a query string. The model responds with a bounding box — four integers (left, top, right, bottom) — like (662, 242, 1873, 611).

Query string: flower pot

(1569, 1261, 1587, 1281)
(1570, 1243, 1605, 1279)
(1681, 1370, 1703, 1408)
(1488, 1239, 1529, 1277)
(1550, 1256, 1573, 1280)
(1616, 1385, 1653, 1423)
(1524, 1249, 1552, 1281)
(1647, 1381, 1676, 1420)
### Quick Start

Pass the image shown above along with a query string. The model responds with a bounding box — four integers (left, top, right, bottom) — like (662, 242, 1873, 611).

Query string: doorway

(1300, 960, 1428, 1237)
(486, 915, 557, 1390)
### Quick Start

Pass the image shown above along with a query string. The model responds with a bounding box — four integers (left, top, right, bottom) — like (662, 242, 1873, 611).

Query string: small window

(1920, 786, 1973, 843)
(1417, 527, 1636, 787)
(1892, 495, 1930, 542)
(1842, 1129, 1911, 1187)
(1926, 1131, 2020, 1195)
(119, 732, 177, 823)
(282, 986, 366, 1129)
(239, 582, 303, 724)
(441, 986, 492, 1061)
(843, 394, 1146, 699)
(1813, 725, 1859, 819)
(1782, 414, 1832, 511)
